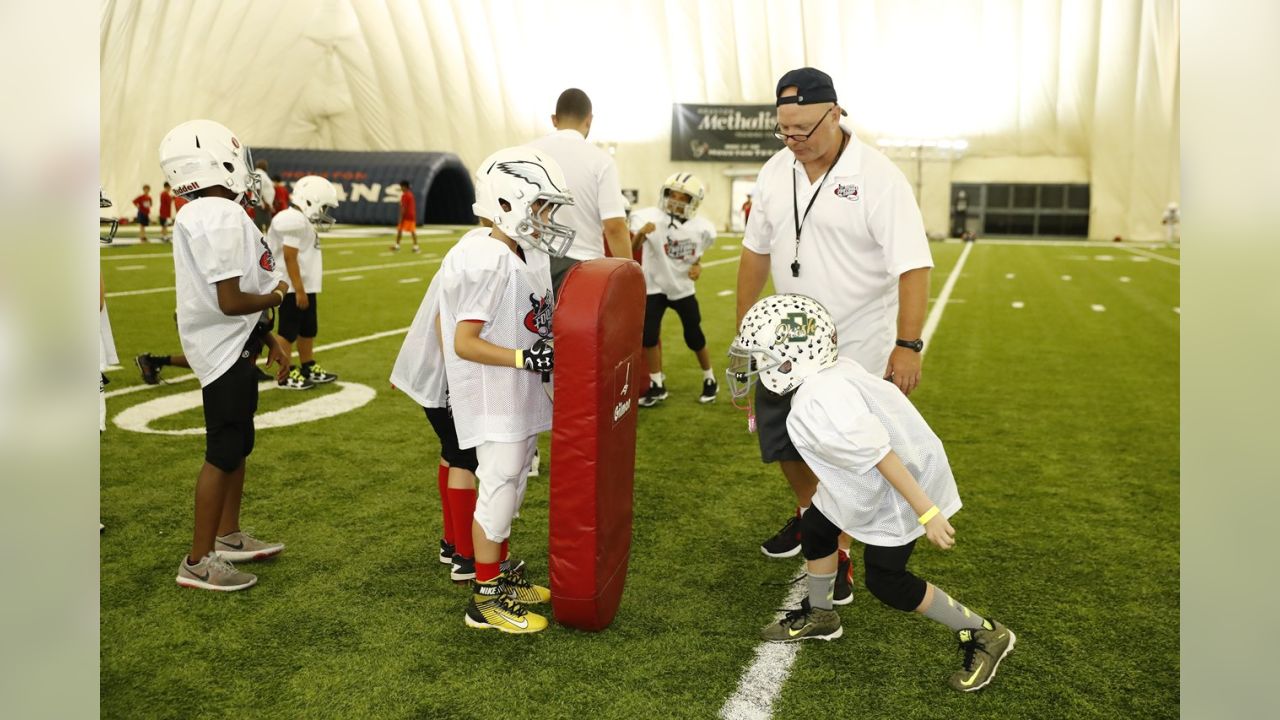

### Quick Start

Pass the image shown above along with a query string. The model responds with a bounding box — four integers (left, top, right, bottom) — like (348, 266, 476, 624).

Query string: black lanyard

(791, 132, 849, 278)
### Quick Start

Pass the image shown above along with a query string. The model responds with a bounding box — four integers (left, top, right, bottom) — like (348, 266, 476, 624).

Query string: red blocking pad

(549, 258, 645, 631)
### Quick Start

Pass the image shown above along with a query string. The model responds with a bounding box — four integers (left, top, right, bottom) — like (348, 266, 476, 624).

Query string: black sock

(153, 355, 172, 367)
(301, 360, 316, 372)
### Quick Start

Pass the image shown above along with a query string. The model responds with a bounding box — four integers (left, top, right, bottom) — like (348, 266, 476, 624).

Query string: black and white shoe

(278, 366, 315, 390)
(305, 363, 338, 384)
(699, 378, 718, 404)
(833, 551, 854, 605)
(451, 554, 476, 581)
(438, 539, 456, 565)
(135, 354, 161, 385)
(638, 382, 668, 408)
(760, 514, 803, 558)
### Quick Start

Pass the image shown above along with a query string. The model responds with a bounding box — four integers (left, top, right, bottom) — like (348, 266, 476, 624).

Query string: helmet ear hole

(779, 360, 793, 374)
(223, 162, 235, 173)
(498, 198, 512, 212)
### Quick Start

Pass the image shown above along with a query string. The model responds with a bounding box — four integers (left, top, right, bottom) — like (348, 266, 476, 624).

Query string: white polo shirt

(787, 358, 961, 547)
(742, 125, 932, 375)
(172, 196, 283, 387)
(390, 272, 448, 409)
(266, 207, 323, 294)
(526, 129, 627, 261)
(630, 208, 716, 300)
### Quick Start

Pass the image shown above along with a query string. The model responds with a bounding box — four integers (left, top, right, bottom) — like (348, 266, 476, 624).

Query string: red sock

(437, 464, 452, 545)
(476, 561, 501, 582)
(500, 539, 509, 562)
(447, 487, 477, 558)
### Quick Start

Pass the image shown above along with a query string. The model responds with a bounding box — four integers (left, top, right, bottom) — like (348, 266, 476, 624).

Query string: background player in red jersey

(132, 184, 153, 243)
(157, 182, 173, 242)
(391, 179, 420, 253)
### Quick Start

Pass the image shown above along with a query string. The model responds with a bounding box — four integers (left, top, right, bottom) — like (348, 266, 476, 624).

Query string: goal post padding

(549, 258, 645, 631)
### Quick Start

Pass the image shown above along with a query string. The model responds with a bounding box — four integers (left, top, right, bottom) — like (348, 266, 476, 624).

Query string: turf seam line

(1120, 246, 1180, 266)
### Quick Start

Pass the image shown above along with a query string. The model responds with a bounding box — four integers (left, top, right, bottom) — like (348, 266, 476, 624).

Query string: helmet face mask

(478, 147, 577, 257)
(727, 294, 838, 397)
(660, 172, 705, 222)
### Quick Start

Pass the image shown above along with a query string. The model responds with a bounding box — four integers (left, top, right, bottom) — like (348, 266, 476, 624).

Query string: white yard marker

(339, 275, 364, 281)
(720, 241, 975, 720)
(378, 251, 394, 256)
(701, 256, 741, 269)
(1091, 304, 1106, 312)
(721, 244, 738, 251)
(1095, 255, 1115, 262)
(115, 264, 147, 271)
(105, 327, 411, 399)
(1123, 246, 1180, 266)
(106, 259, 443, 298)
(1005, 273, 1015, 279)
(1129, 256, 1151, 263)
(399, 277, 421, 284)
(1061, 275, 1072, 281)
(1119, 276, 1131, 283)
(339, 250, 354, 255)
(1174, 307, 1180, 314)
(1012, 301, 1025, 309)
(717, 289, 734, 297)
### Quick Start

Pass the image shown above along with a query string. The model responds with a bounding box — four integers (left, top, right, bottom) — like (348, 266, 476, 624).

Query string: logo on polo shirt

(833, 183, 860, 201)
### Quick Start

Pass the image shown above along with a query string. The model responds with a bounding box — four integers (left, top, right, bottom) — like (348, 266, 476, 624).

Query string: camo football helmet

(728, 294, 838, 398)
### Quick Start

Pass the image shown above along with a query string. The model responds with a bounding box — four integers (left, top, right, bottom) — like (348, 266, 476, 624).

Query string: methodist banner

(670, 104, 778, 162)
(251, 148, 475, 225)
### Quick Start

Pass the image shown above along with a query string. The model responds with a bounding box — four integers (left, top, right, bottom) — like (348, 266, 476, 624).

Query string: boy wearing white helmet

(266, 175, 340, 389)
(729, 294, 1016, 692)
(437, 146, 575, 633)
(159, 119, 292, 592)
(630, 172, 719, 406)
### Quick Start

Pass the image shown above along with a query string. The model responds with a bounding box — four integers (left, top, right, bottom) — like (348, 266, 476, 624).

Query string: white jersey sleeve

(188, 215, 251, 284)
(390, 273, 448, 408)
(444, 254, 507, 324)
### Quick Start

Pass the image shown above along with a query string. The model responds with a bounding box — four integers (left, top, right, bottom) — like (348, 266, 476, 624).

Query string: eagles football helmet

(290, 175, 339, 231)
(158, 119, 259, 203)
(727, 294, 838, 398)
(100, 187, 118, 245)
(661, 172, 705, 221)
(475, 147, 576, 257)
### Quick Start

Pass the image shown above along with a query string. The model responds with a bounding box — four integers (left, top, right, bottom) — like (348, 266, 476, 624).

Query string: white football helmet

(158, 119, 259, 203)
(727, 294, 838, 398)
(100, 187, 117, 245)
(661, 172, 706, 221)
(476, 147, 576, 257)
(290, 175, 339, 231)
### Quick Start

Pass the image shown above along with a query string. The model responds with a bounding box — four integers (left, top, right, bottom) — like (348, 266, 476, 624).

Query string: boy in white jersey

(729, 294, 1016, 692)
(159, 119, 292, 592)
(438, 146, 575, 633)
(631, 172, 719, 407)
(265, 175, 340, 390)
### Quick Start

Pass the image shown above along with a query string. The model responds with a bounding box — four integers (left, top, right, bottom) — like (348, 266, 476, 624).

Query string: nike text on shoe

(949, 620, 1016, 692)
(637, 382, 668, 408)
(761, 599, 843, 643)
(699, 378, 718, 404)
(214, 530, 284, 562)
(175, 552, 257, 592)
(450, 555, 476, 581)
(438, 539, 456, 565)
(278, 366, 315, 390)
(760, 514, 803, 558)
(833, 553, 854, 605)
(464, 576, 548, 634)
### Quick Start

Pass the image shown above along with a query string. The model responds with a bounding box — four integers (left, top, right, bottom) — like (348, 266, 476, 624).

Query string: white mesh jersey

(438, 228, 554, 449)
(172, 196, 282, 387)
(390, 272, 448, 408)
(630, 208, 716, 300)
(787, 358, 962, 547)
(265, 208, 323, 293)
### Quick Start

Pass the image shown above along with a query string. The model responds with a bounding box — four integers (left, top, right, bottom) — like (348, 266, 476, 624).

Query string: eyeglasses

(772, 105, 835, 142)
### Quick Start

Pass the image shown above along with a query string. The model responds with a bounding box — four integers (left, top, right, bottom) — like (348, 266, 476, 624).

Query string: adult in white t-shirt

(526, 88, 632, 291)
(736, 67, 934, 572)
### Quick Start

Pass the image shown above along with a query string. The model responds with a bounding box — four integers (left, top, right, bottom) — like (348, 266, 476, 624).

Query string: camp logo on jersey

(258, 237, 275, 271)
(833, 183, 860, 201)
(775, 312, 818, 343)
(663, 236, 697, 261)
(524, 291, 553, 338)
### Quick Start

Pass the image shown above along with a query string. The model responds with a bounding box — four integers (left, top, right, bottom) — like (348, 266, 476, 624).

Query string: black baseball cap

(776, 67, 842, 108)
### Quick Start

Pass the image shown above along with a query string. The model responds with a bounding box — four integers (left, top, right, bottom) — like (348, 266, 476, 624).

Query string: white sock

(702, 368, 715, 381)
(649, 372, 664, 386)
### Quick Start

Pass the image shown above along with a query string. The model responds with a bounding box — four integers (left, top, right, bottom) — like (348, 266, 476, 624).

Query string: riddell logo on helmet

(174, 182, 200, 195)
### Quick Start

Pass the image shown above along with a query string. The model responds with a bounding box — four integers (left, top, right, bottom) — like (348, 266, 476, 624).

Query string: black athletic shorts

(202, 355, 258, 472)
(642, 293, 706, 351)
(423, 406, 479, 472)
(277, 292, 318, 342)
(755, 384, 803, 463)
(135, 212, 150, 227)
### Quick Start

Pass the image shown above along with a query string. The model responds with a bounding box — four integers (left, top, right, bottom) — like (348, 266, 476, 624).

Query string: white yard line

(103, 327, 410, 399)
(105, 259, 441, 298)
(701, 255, 742, 269)
(1012, 301, 1025, 309)
(1122, 246, 1180, 266)
(1091, 304, 1107, 312)
(399, 277, 422, 284)
(114, 264, 147, 271)
(339, 275, 364, 281)
(717, 289, 734, 297)
(720, 242, 974, 720)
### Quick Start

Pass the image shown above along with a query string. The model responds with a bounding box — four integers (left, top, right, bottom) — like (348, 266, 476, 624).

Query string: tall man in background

(735, 68, 933, 599)
(527, 88, 632, 291)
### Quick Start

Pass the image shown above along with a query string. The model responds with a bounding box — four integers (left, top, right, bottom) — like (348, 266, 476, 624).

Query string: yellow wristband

(918, 505, 940, 525)
(515, 349, 524, 368)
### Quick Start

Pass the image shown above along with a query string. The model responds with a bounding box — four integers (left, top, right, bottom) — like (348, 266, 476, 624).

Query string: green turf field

(100, 229, 1179, 719)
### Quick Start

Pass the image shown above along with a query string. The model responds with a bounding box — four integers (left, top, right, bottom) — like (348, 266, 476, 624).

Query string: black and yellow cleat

(500, 560, 551, 605)
(464, 575, 548, 634)
(948, 620, 1016, 692)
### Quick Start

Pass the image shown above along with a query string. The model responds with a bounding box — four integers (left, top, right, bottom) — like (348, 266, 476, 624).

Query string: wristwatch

(896, 338, 924, 352)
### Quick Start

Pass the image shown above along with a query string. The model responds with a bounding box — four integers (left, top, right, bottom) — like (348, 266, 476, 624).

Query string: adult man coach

(736, 68, 933, 576)
(527, 88, 633, 291)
